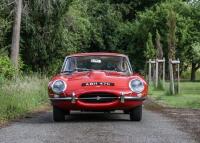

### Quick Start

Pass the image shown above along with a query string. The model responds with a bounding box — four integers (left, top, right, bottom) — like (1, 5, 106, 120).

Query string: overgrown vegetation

(0, 76, 48, 123)
(0, 56, 15, 79)
(0, 0, 199, 77)
(149, 82, 200, 109)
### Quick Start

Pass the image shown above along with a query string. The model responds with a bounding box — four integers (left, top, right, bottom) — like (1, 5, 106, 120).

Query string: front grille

(79, 92, 118, 103)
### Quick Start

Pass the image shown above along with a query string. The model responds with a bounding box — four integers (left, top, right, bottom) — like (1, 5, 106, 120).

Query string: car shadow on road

(19, 111, 132, 124)
(66, 112, 130, 122)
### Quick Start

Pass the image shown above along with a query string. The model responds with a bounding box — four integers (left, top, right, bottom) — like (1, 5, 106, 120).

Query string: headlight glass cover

(129, 79, 144, 93)
(51, 80, 67, 94)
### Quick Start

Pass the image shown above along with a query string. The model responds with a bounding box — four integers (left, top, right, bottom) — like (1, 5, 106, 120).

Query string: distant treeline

(0, 0, 199, 80)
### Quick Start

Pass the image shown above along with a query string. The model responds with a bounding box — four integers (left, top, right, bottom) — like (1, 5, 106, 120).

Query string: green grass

(149, 82, 200, 109)
(0, 76, 49, 123)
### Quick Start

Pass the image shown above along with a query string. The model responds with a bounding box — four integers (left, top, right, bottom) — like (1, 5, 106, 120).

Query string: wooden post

(151, 60, 156, 85)
(148, 59, 152, 84)
(163, 58, 165, 87)
(170, 59, 181, 94)
(169, 59, 175, 95)
(155, 59, 158, 88)
(177, 59, 180, 94)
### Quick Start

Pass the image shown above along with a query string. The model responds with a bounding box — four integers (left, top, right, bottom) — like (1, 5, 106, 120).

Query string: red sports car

(48, 53, 148, 121)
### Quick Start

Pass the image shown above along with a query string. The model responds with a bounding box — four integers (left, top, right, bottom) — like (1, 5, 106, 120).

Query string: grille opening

(79, 92, 118, 103)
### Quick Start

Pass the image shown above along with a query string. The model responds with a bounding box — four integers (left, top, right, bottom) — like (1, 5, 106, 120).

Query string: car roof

(68, 52, 128, 57)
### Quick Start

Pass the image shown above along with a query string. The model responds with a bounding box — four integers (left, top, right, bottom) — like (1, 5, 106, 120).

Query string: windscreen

(63, 56, 132, 73)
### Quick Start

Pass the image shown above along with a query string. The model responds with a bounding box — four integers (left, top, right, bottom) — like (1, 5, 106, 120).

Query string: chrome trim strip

(49, 97, 74, 101)
(123, 96, 146, 101)
(80, 97, 118, 100)
(49, 96, 145, 102)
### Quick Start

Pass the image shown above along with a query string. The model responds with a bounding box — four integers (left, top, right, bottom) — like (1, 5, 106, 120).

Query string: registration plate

(82, 82, 115, 86)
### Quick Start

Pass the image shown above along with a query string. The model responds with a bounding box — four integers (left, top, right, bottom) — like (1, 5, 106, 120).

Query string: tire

(53, 106, 66, 122)
(129, 105, 142, 121)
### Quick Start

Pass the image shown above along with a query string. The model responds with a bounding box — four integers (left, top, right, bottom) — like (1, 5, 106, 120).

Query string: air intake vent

(79, 92, 118, 103)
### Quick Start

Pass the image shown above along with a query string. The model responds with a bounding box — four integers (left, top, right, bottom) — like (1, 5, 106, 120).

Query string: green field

(149, 82, 200, 109)
(0, 76, 49, 123)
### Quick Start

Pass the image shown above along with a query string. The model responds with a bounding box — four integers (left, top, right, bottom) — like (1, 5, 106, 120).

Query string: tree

(190, 42, 200, 81)
(21, 0, 72, 73)
(108, 0, 163, 20)
(155, 30, 164, 82)
(10, 0, 22, 70)
(136, 0, 200, 75)
(186, 1, 200, 81)
(155, 30, 163, 59)
(167, 8, 177, 94)
(1, 0, 200, 75)
(144, 33, 156, 59)
(167, 9, 176, 61)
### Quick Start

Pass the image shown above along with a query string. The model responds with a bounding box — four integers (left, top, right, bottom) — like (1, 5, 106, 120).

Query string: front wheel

(53, 106, 69, 122)
(129, 105, 142, 121)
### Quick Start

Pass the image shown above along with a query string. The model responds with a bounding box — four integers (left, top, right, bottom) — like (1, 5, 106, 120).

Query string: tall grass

(0, 76, 49, 122)
(149, 81, 200, 109)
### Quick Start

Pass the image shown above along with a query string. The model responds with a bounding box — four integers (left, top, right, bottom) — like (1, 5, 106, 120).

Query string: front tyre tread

(53, 106, 65, 122)
(129, 105, 142, 121)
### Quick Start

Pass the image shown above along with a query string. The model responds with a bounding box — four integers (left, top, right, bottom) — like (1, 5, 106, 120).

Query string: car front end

(48, 53, 148, 121)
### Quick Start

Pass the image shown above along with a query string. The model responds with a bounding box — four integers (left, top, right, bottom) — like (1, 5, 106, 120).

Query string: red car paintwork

(48, 53, 148, 111)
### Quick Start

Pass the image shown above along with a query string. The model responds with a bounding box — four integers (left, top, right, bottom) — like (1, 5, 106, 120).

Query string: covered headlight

(129, 79, 144, 93)
(51, 80, 67, 94)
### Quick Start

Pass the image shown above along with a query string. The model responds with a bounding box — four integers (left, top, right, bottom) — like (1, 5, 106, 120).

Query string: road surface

(0, 109, 197, 143)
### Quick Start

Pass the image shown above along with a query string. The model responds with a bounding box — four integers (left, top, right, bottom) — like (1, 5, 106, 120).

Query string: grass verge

(149, 82, 200, 109)
(0, 76, 49, 124)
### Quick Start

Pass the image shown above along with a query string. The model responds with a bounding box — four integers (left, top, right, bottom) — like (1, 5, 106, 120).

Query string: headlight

(51, 80, 67, 94)
(129, 79, 144, 93)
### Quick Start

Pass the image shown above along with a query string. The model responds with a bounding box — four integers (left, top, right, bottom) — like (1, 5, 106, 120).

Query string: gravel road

(0, 108, 197, 143)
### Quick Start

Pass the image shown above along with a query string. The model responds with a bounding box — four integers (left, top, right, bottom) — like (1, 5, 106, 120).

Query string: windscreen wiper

(74, 68, 92, 72)
(61, 68, 92, 73)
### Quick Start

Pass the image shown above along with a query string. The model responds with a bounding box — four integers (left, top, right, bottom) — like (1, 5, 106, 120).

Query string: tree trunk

(10, 0, 22, 70)
(155, 30, 163, 81)
(191, 63, 196, 81)
(167, 9, 176, 95)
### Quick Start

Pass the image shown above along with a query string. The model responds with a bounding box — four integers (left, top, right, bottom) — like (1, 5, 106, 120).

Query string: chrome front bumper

(49, 94, 146, 103)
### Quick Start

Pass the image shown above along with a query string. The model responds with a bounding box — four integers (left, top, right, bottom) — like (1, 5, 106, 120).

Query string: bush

(0, 56, 15, 79)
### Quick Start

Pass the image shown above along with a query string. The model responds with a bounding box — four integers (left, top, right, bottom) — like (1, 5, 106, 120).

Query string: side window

(122, 60, 128, 71)
(122, 58, 132, 74)
(63, 57, 76, 72)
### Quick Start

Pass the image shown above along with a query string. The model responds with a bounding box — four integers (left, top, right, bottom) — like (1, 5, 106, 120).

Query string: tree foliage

(155, 30, 163, 59)
(0, 0, 199, 79)
(145, 33, 155, 59)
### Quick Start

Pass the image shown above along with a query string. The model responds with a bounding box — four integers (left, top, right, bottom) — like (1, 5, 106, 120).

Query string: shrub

(0, 56, 15, 79)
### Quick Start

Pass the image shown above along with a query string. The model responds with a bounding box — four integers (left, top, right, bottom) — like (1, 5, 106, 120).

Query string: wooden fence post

(169, 59, 180, 95)
(169, 59, 175, 95)
(177, 58, 180, 94)
(163, 58, 165, 87)
(148, 59, 152, 84)
(155, 59, 158, 88)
